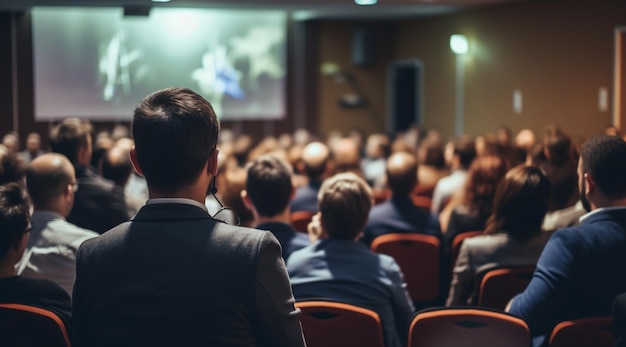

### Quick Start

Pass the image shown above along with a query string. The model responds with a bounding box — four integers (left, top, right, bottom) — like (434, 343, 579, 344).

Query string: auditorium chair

(290, 210, 316, 234)
(0, 303, 72, 347)
(549, 316, 614, 347)
(477, 265, 535, 310)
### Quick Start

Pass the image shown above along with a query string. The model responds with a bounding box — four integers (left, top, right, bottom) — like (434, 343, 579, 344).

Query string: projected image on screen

(32, 7, 287, 121)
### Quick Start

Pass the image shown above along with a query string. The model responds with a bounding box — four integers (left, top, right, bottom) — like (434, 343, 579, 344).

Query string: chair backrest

(549, 316, 615, 347)
(450, 231, 483, 270)
(372, 188, 390, 205)
(296, 300, 385, 347)
(408, 307, 530, 347)
(412, 195, 433, 211)
(290, 211, 316, 234)
(371, 233, 441, 304)
(477, 266, 535, 309)
(0, 303, 71, 347)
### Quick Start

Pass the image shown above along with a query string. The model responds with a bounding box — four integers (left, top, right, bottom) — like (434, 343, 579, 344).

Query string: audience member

(2, 132, 19, 155)
(444, 155, 509, 250)
(218, 167, 255, 227)
(17, 153, 98, 295)
(49, 118, 129, 233)
(0, 183, 71, 324)
(431, 135, 476, 215)
(17, 132, 45, 163)
(101, 145, 144, 216)
(331, 137, 363, 177)
(290, 141, 333, 212)
(508, 135, 626, 346)
(0, 145, 26, 185)
(72, 87, 305, 347)
(287, 172, 414, 347)
(447, 165, 552, 306)
(361, 152, 440, 246)
(243, 155, 309, 261)
(361, 133, 390, 188)
(416, 137, 449, 198)
(515, 128, 537, 164)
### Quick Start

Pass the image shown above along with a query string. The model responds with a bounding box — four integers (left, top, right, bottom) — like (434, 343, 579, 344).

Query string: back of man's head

(0, 147, 26, 185)
(543, 125, 576, 165)
(246, 155, 293, 218)
(101, 146, 133, 187)
(27, 153, 76, 212)
(386, 152, 418, 197)
(318, 172, 372, 240)
(581, 135, 626, 199)
(49, 118, 93, 164)
(132, 87, 219, 193)
(0, 183, 30, 259)
(454, 135, 476, 169)
(301, 142, 331, 180)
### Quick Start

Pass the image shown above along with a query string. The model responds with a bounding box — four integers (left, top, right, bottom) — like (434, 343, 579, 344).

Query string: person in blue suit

(507, 134, 626, 346)
(361, 151, 441, 247)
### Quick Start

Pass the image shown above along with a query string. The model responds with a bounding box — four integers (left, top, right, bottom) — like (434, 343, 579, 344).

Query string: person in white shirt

(17, 153, 98, 295)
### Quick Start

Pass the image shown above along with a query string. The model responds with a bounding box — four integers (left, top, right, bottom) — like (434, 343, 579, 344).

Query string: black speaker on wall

(352, 27, 375, 67)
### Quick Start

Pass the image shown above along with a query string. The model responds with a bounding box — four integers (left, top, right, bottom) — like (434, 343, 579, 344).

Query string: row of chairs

(297, 300, 615, 347)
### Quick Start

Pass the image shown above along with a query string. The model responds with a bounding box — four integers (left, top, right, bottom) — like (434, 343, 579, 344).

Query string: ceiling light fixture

(151, 0, 171, 3)
(450, 34, 469, 55)
(355, 0, 377, 5)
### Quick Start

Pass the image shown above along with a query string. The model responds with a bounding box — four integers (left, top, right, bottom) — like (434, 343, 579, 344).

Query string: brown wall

(392, 2, 626, 141)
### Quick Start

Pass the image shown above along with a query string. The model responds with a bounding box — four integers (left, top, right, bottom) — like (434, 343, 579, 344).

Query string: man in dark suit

(49, 118, 128, 233)
(242, 155, 309, 261)
(72, 87, 305, 347)
(362, 151, 441, 246)
(507, 135, 626, 347)
(290, 141, 333, 212)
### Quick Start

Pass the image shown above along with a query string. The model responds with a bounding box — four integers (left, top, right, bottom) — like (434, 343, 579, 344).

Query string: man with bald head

(290, 141, 333, 212)
(17, 153, 98, 295)
(362, 151, 441, 246)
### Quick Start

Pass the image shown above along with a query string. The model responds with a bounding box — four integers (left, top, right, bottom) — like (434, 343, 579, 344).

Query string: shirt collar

(579, 205, 626, 223)
(146, 198, 208, 212)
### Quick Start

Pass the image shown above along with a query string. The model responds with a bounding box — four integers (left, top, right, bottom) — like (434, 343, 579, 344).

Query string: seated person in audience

(49, 118, 129, 233)
(507, 135, 626, 347)
(431, 136, 476, 215)
(242, 155, 309, 261)
(331, 137, 364, 178)
(515, 128, 538, 164)
(2, 132, 19, 155)
(0, 145, 26, 185)
(446, 165, 552, 306)
(17, 132, 46, 164)
(101, 144, 145, 217)
(361, 152, 440, 246)
(287, 172, 415, 347)
(416, 137, 449, 200)
(290, 141, 333, 213)
(361, 133, 390, 189)
(0, 183, 71, 323)
(17, 153, 98, 296)
(444, 155, 509, 251)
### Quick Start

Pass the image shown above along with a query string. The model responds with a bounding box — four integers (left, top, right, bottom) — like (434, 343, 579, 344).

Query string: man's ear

(207, 148, 220, 177)
(585, 173, 595, 194)
(129, 147, 144, 177)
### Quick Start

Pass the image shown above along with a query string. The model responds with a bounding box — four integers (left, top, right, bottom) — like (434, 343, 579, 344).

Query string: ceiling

(0, 0, 524, 19)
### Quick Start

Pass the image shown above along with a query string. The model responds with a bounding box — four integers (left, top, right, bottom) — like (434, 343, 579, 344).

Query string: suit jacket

(17, 210, 98, 295)
(446, 231, 552, 306)
(256, 222, 309, 261)
(362, 195, 441, 246)
(290, 180, 322, 213)
(508, 208, 626, 346)
(67, 165, 129, 234)
(72, 202, 305, 347)
(287, 239, 415, 347)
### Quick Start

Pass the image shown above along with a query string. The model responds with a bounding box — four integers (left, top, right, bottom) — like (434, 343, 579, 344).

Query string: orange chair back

(450, 231, 483, 270)
(372, 188, 391, 205)
(371, 233, 441, 304)
(408, 307, 530, 347)
(296, 300, 385, 347)
(412, 195, 433, 211)
(0, 303, 71, 347)
(477, 266, 535, 310)
(549, 316, 614, 347)
(290, 211, 316, 234)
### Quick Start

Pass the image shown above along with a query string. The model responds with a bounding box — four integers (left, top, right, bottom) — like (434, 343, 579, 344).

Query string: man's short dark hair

(454, 136, 476, 169)
(101, 147, 133, 187)
(0, 183, 30, 258)
(49, 118, 92, 163)
(132, 87, 220, 192)
(318, 172, 372, 240)
(581, 135, 626, 199)
(246, 155, 293, 218)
